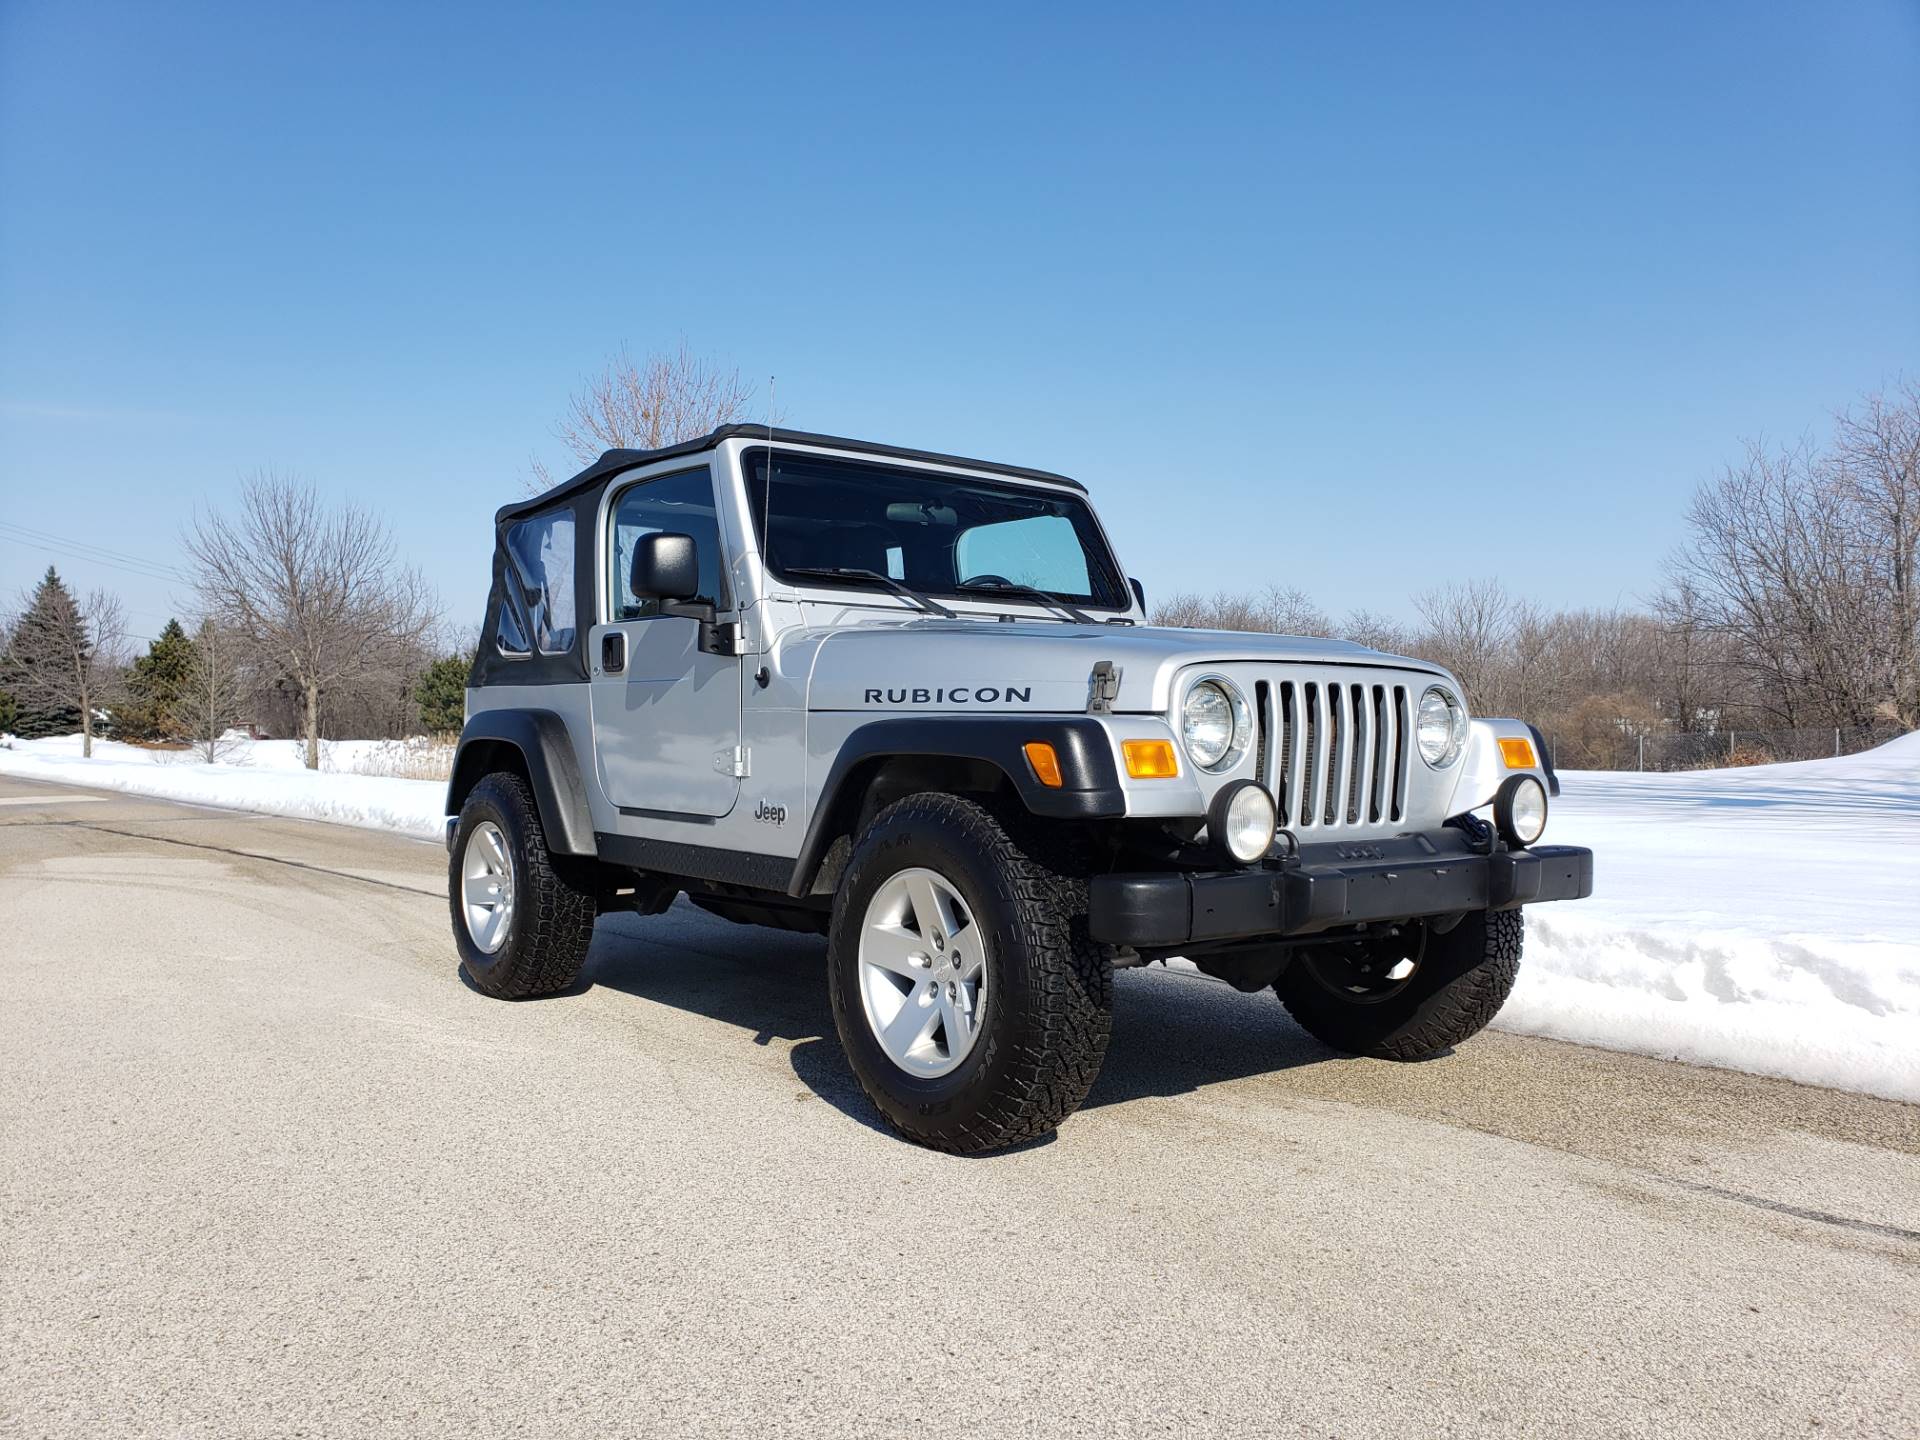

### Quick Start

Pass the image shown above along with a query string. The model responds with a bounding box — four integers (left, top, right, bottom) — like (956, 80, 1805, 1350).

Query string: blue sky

(2, 0, 1915, 647)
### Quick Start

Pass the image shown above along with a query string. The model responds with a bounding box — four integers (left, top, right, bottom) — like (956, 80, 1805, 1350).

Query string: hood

(801, 619, 1450, 713)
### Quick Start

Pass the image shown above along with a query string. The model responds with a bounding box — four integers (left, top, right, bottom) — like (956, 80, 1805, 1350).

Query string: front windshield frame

(739, 446, 1131, 613)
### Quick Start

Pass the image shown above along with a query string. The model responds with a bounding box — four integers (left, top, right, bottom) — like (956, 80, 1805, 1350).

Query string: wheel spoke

(908, 873, 954, 945)
(880, 985, 939, 1057)
(938, 989, 972, 1056)
(863, 923, 927, 980)
(464, 872, 498, 909)
(482, 828, 509, 873)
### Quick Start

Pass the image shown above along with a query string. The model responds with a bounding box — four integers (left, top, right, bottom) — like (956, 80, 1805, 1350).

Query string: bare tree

(1413, 578, 1516, 711)
(183, 619, 250, 763)
(1, 571, 127, 757)
(185, 471, 439, 769)
(1338, 610, 1414, 656)
(530, 342, 761, 490)
(1831, 380, 1920, 726)
(1648, 578, 1729, 731)
(1153, 585, 1333, 635)
(1668, 440, 1886, 727)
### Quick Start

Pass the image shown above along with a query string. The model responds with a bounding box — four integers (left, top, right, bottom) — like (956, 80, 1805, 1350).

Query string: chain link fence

(1538, 722, 1908, 773)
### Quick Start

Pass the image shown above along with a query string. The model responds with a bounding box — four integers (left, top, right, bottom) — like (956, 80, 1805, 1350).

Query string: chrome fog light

(1494, 774, 1549, 848)
(1210, 780, 1277, 864)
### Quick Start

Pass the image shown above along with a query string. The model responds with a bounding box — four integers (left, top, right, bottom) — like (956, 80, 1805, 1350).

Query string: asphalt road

(1, 774, 1915, 1439)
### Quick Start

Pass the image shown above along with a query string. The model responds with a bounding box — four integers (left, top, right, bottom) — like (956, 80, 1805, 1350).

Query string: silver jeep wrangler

(447, 426, 1593, 1152)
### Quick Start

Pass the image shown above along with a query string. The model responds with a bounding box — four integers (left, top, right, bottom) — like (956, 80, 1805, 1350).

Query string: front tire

(828, 794, 1113, 1154)
(1275, 909, 1522, 1060)
(450, 771, 596, 999)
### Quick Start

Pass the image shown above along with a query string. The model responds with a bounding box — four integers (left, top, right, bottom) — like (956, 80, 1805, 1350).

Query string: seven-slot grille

(1254, 675, 1412, 830)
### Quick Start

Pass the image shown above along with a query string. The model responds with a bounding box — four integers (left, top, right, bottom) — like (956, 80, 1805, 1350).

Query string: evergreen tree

(120, 619, 198, 740)
(2, 568, 86, 738)
(0, 684, 17, 736)
(413, 652, 472, 736)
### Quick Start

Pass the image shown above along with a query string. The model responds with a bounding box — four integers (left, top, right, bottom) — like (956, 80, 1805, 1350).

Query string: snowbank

(0, 735, 446, 841)
(1501, 732, 1920, 1103)
(2, 729, 1916, 1102)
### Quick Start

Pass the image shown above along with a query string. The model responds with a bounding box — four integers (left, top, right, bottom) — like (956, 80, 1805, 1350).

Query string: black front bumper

(1087, 834, 1593, 950)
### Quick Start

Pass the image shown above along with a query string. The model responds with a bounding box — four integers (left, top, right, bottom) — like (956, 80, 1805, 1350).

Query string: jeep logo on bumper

(862, 687, 1033, 705)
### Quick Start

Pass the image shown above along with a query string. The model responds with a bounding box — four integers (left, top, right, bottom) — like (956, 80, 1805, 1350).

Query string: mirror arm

(658, 598, 715, 624)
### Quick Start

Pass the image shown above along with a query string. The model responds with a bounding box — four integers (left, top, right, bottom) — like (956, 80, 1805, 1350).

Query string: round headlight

(1494, 774, 1549, 848)
(1416, 686, 1466, 768)
(1210, 780, 1277, 864)
(1181, 678, 1250, 772)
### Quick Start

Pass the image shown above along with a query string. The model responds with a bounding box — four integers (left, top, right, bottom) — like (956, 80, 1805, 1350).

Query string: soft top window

(501, 509, 576, 655)
(743, 449, 1127, 610)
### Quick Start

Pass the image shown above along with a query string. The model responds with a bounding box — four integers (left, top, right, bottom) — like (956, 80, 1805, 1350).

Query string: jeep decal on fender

(861, 686, 1033, 705)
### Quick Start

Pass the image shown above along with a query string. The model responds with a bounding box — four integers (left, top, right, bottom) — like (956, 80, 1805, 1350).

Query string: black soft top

(498, 424, 1087, 523)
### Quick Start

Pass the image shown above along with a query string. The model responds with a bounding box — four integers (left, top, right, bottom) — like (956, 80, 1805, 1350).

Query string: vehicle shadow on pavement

(1084, 965, 1345, 1111)
(579, 904, 1349, 1142)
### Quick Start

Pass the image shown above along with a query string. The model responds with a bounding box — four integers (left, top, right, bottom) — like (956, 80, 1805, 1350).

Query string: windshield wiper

(956, 579, 1095, 625)
(783, 566, 957, 618)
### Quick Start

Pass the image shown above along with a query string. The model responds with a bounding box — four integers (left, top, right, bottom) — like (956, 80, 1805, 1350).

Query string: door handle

(601, 632, 626, 674)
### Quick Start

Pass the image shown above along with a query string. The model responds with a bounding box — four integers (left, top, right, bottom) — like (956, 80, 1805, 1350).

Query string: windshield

(742, 448, 1129, 611)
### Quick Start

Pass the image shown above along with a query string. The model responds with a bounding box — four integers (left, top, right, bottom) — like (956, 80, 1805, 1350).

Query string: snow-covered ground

(0, 735, 448, 840)
(2, 729, 1916, 1102)
(1505, 734, 1920, 1103)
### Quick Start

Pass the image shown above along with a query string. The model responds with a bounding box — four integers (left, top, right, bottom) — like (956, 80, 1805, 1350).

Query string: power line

(0, 519, 192, 577)
(0, 528, 189, 586)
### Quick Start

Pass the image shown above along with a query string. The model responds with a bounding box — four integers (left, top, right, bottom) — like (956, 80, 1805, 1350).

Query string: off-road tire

(451, 771, 596, 999)
(1275, 908, 1522, 1060)
(828, 793, 1113, 1153)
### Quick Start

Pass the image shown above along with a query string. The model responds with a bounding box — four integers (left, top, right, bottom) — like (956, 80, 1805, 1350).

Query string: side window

(609, 467, 730, 621)
(955, 514, 1091, 593)
(501, 509, 576, 655)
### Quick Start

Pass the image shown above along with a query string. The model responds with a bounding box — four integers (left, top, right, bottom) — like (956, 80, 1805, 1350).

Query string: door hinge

(1087, 660, 1121, 714)
(700, 620, 740, 656)
(714, 746, 750, 778)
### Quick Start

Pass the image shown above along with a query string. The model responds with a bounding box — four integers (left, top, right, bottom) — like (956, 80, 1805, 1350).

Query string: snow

(2, 727, 1916, 1102)
(0, 734, 447, 841)
(1502, 733, 1920, 1103)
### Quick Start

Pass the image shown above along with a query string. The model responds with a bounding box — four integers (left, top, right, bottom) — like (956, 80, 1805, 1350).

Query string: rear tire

(450, 771, 596, 999)
(1275, 909, 1522, 1060)
(828, 794, 1113, 1153)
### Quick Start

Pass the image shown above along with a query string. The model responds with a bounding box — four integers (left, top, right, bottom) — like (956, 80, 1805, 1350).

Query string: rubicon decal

(862, 686, 1033, 705)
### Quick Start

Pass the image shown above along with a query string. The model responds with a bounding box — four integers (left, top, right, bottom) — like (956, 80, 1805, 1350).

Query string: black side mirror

(632, 532, 700, 601)
(1129, 577, 1147, 613)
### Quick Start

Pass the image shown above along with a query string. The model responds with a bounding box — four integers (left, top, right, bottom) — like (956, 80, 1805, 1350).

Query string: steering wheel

(958, 574, 1016, 590)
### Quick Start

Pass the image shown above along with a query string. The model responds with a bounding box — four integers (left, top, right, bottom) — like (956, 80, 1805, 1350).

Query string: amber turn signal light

(1023, 741, 1064, 788)
(1122, 739, 1179, 779)
(1498, 737, 1538, 770)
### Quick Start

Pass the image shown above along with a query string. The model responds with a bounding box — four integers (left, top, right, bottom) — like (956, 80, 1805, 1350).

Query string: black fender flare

(786, 715, 1126, 896)
(447, 709, 597, 857)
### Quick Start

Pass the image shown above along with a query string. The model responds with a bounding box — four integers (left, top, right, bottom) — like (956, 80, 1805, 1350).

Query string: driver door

(588, 465, 742, 818)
